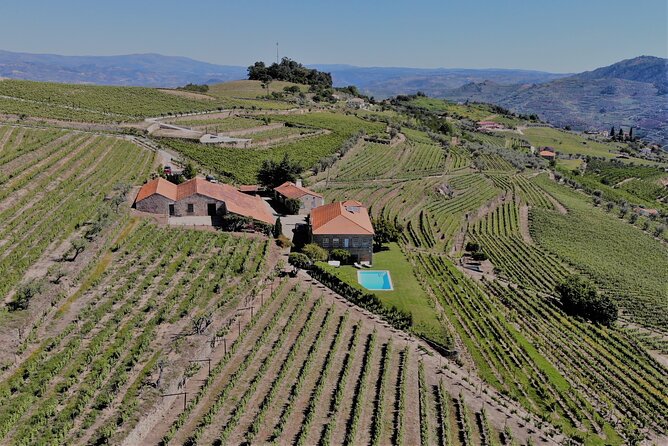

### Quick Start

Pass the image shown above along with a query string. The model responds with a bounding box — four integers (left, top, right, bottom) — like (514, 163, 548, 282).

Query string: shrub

(288, 252, 311, 269)
(471, 251, 488, 261)
(276, 235, 292, 249)
(465, 241, 480, 252)
(330, 249, 352, 264)
(555, 275, 618, 326)
(302, 243, 328, 262)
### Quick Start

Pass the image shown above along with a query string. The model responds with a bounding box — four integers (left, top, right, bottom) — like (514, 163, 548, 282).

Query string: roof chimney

(296, 179, 303, 187)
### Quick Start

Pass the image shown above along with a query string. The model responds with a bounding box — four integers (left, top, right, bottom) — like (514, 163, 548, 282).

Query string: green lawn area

(318, 243, 449, 347)
(557, 158, 583, 171)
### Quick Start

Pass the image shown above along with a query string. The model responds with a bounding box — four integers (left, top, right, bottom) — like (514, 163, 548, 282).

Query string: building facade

(134, 177, 274, 225)
(310, 201, 375, 263)
(274, 180, 324, 215)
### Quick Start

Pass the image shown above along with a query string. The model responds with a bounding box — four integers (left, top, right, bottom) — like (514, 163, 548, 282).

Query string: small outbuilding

(274, 180, 324, 214)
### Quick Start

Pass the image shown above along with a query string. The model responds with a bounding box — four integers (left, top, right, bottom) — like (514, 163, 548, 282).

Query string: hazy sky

(2, 0, 666, 72)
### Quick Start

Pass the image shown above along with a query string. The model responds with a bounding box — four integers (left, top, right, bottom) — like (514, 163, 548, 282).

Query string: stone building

(310, 200, 374, 263)
(274, 180, 324, 215)
(134, 177, 275, 225)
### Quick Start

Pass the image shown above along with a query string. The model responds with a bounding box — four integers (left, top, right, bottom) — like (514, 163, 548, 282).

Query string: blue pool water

(358, 270, 393, 291)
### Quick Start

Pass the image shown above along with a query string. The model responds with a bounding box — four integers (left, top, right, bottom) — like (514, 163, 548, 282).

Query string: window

(332, 238, 339, 247)
(168, 204, 175, 216)
(352, 238, 359, 248)
(322, 238, 329, 247)
(361, 238, 370, 247)
(343, 238, 349, 248)
(187, 203, 194, 214)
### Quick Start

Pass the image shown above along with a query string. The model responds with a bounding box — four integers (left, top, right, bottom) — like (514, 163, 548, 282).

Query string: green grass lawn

(319, 242, 449, 347)
(557, 158, 583, 171)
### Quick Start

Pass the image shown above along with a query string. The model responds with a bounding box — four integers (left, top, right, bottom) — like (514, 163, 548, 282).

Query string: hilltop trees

(248, 58, 333, 88)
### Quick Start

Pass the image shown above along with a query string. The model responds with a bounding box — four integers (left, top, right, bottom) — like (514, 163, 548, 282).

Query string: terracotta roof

(274, 181, 323, 199)
(238, 185, 260, 192)
(136, 177, 275, 225)
(311, 202, 374, 236)
(135, 177, 178, 202)
(539, 150, 556, 157)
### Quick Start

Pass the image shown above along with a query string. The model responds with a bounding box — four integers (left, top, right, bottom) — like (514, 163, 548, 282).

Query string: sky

(1, 0, 666, 73)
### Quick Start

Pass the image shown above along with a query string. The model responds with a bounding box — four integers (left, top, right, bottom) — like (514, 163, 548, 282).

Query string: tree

(618, 128, 624, 139)
(628, 127, 634, 141)
(555, 275, 618, 326)
(273, 217, 282, 238)
(372, 215, 401, 251)
(256, 153, 304, 189)
(284, 198, 301, 215)
(64, 238, 87, 262)
(610, 126, 615, 140)
(8, 280, 43, 311)
(183, 162, 197, 180)
(48, 264, 67, 284)
(302, 243, 328, 262)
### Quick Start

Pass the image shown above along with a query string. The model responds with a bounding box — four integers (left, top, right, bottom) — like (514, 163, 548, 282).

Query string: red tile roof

(238, 185, 260, 193)
(274, 181, 323, 199)
(135, 177, 178, 202)
(539, 150, 556, 158)
(311, 202, 374, 235)
(136, 177, 275, 225)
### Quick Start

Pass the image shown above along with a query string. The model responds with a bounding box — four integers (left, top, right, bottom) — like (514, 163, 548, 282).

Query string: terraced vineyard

(530, 175, 668, 331)
(414, 253, 668, 444)
(469, 201, 570, 293)
(0, 125, 154, 298)
(143, 277, 545, 446)
(0, 79, 224, 122)
(0, 223, 270, 445)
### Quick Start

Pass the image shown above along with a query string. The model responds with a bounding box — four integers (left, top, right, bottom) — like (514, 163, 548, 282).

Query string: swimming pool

(358, 270, 393, 291)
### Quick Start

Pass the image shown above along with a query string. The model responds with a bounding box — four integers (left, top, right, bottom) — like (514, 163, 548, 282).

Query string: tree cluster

(372, 215, 402, 251)
(257, 153, 304, 189)
(176, 83, 209, 93)
(248, 58, 332, 88)
(555, 275, 618, 326)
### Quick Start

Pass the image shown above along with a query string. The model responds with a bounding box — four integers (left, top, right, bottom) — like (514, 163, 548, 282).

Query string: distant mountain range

(436, 56, 668, 146)
(0, 50, 246, 86)
(0, 50, 665, 145)
(310, 64, 569, 97)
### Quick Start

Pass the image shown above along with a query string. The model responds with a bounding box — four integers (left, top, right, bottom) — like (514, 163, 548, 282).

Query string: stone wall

(136, 193, 225, 217)
(172, 193, 225, 217)
(136, 194, 173, 214)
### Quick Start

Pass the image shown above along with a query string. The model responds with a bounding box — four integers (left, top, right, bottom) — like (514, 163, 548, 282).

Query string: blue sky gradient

(1, 0, 666, 72)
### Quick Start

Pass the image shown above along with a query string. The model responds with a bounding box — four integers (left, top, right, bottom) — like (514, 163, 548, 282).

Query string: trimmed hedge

(309, 264, 412, 330)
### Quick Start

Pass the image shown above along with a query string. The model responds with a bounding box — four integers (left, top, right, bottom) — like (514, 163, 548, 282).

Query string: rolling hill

(439, 56, 668, 146)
